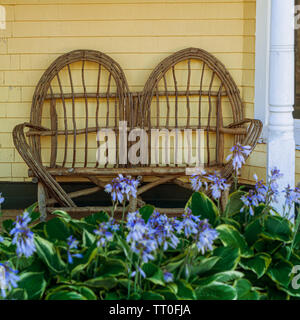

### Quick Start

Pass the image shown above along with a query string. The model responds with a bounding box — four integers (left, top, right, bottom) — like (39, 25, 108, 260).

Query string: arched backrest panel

(29, 50, 130, 169)
(140, 47, 244, 167)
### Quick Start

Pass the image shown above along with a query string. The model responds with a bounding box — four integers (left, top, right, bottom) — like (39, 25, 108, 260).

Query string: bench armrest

(12, 123, 76, 207)
(221, 118, 263, 181)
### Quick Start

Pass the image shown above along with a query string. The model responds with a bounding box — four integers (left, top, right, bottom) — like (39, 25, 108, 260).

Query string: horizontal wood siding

(0, 0, 267, 186)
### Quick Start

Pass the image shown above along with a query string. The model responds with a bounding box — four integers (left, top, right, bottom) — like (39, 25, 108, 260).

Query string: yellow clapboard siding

(12, 3, 254, 21)
(12, 20, 255, 38)
(0, 0, 259, 182)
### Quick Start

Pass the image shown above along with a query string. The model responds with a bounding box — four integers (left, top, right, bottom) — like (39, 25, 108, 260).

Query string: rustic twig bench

(12, 48, 262, 220)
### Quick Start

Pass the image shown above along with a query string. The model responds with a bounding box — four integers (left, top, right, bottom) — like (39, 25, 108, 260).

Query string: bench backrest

(27, 48, 245, 170)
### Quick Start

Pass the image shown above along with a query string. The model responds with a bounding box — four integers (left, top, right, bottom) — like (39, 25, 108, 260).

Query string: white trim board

(295, 119, 300, 149)
(254, 0, 271, 142)
(255, 0, 300, 148)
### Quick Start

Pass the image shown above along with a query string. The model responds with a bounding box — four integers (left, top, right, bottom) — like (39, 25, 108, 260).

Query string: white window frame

(255, 0, 300, 148)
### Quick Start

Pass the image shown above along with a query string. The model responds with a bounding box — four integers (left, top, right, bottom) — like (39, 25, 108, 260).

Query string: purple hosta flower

(163, 271, 174, 283)
(131, 266, 146, 279)
(284, 185, 300, 208)
(105, 174, 139, 204)
(0, 262, 20, 298)
(147, 211, 179, 250)
(126, 211, 158, 263)
(66, 236, 83, 264)
(94, 219, 119, 248)
(241, 189, 260, 216)
(0, 193, 4, 205)
(10, 212, 36, 258)
(207, 172, 230, 200)
(0, 236, 3, 243)
(253, 174, 268, 202)
(14, 211, 31, 229)
(226, 143, 251, 174)
(190, 170, 208, 192)
(194, 219, 219, 254)
(126, 211, 148, 243)
(270, 167, 284, 181)
(283, 185, 300, 220)
(240, 174, 271, 216)
(268, 167, 283, 202)
(175, 208, 200, 238)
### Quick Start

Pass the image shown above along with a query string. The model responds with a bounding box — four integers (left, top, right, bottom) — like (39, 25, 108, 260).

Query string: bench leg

(220, 187, 230, 213)
(128, 196, 138, 213)
(38, 182, 47, 222)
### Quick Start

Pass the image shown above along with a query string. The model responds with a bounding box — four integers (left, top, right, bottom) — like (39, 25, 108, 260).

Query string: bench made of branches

(12, 47, 262, 220)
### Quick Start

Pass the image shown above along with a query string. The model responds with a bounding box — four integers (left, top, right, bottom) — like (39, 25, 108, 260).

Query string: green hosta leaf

(224, 190, 246, 217)
(46, 290, 86, 300)
(9, 256, 35, 272)
(69, 220, 95, 234)
(244, 218, 263, 246)
(293, 232, 300, 250)
(129, 293, 141, 300)
(139, 205, 155, 223)
(186, 192, 219, 226)
(118, 278, 134, 290)
(142, 263, 165, 286)
(209, 247, 240, 274)
(267, 289, 288, 300)
(164, 258, 185, 273)
(220, 218, 241, 231)
(17, 272, 47, 300)
(7, 288, 28, 300)
(84, 277, 117, 290)
(25, 202, 38, 214)
(44, 217, 70, 242)
(196, 271, 244, 286)
(195, 282, 237, 300)
(217, 271, 245, 283)
(24, 203, 40, 224)
(234, 279, 260, 300)
(82, 229, 96, 248)
(216, 224, 253, 258)
(50, 210, 71, 221)
(105, 292, 120, 300)
(77, 286, 97, 300)
(240, 253, 272, 278)
(84, 211, 109, 225)
(189, 256, 220, 277)
(30, 222, 46, 237)
(261, 216, 293, 242)
(156, 289, 178, 300)
(70, 242, 98, 277)
(47, 285, 97, 300)
(99, 259, 127, 277)
(253, 239, 282, 255)
(0, 241, 18, 255)
(278, 272, 300, 298)
(2, 219, 14, 234)
(267, 257, 293, 288)
(142, 291, 165, 300)
(116, 235, 131, 262)
(176, 280, 196, 300)
(167, 283, 178, 295)
(34, 235, 66, 274)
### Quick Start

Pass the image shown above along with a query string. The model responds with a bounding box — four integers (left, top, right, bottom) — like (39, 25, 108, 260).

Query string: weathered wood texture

(12, 48, 262, 217)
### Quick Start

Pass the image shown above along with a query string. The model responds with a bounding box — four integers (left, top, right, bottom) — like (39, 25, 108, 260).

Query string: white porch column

(268, 0, 295, 214)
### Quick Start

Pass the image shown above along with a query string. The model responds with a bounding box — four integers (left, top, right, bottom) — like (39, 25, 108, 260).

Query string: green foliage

(1, 188, 300, 301)
(186, 192, 219, 226)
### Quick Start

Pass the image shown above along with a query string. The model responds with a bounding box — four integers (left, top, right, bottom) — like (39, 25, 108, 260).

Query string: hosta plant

(1, 144, 300, 300)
